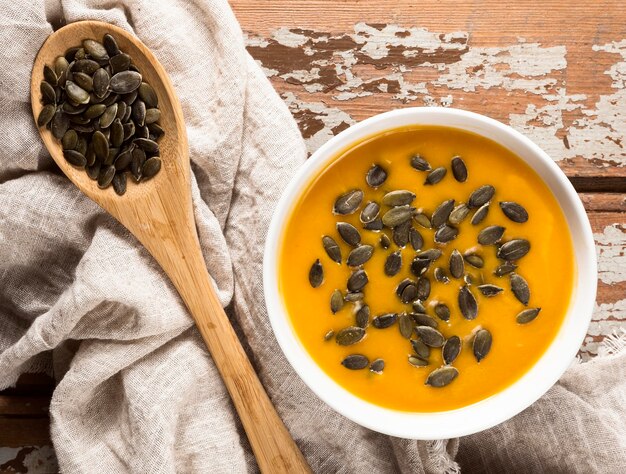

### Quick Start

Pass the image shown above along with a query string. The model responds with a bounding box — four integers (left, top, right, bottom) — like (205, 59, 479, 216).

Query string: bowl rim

(263, 107, 597, 439)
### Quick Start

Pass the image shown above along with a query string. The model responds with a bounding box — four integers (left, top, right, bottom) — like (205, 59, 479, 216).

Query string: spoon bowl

(31, 21, 310, 473)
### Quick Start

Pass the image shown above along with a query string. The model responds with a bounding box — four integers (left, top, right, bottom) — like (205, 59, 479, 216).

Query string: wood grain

(30, 21, 310, 473)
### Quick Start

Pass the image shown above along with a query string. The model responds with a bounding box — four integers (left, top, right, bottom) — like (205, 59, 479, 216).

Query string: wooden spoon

(31, 21, 310, 473)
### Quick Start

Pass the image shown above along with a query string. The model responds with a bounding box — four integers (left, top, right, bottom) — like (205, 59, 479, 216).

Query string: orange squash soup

(278, 126, 575, 412)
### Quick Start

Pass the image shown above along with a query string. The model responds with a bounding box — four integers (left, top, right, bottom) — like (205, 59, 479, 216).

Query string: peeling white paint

(0, 446, 58, 472)
(273, 27, 309, 48)
(581, 298, 626, 358)
(594, 224, 626, 285)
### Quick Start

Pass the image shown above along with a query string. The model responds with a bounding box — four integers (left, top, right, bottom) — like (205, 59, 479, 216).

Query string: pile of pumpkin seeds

(309, 154, 539, 388)
(37, 34, 163, 195)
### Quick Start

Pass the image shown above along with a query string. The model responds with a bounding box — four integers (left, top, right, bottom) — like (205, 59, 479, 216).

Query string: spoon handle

(153, 231, 311, 473)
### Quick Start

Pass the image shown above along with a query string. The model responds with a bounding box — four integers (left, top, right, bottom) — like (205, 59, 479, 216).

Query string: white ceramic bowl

(263, 107, 596, 439)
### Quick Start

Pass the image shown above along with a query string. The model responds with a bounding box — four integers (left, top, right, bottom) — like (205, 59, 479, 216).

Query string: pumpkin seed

(382, 205, 416, 227)
(370, 359, 385, 374)
(146, 108, 161, 125)
(409, 355, 429, 367)
(360, 201, 380, 223)
(418, 249, 443, 261)
(470, 203, 490, 225)
(497, 239, 531, 261)
(449, 249, 464, 279)
(324, 330, 334, 341)
(344, 291, 363, 302)
(334, 189, 363, 215)
(434, 225, 458, 244)
(322, 235, 341, 264)
(64, 81, 89, 104)
(451, 156, 468, 182)
(434, 303, 450, 321)
(341, 354, 369, 369)
(86, 161, 101, 180)
(416, 277, 431, 301)
(366, 164, 387, 187)
(93, 68, 110, 98)
(84, 103, 106, 119)
(380, 234, 391, 249)
(399, 282, 418, 304)
(459, 285, 478, 319)
(138, 82, 158, 107)
(61, 129, 78, 150)
(411, 339, 431, 359)
(73, 71, 93, 92)
(478, 284, 503, 297)
(330, 289, 344, 313)
(132, 100, 146, 127)
(97, 165, 116, 188)
(124, 122, 137, 141)
(73, 59, 100, 75)
(347, 269, 368, 292)
(434, 267, 450, 283)
(337, 222, 361, 247)
(411, 256, 431, 277)
(347, 245, 374, 267)
(500, 201, 529, 223)
(112, 172, 127, 195)
(110, 70, 142, 94)
(464, 253, 484, 269)
(63, 149, 87, 167)
(356, 305, 370, 328)
(478, 225, 506, 245)
(412, 300, 427, 314)
(92, 130, 109, 161)
(396, 280, 416, 297)
(510, 273, 530, 305)
(37, 104, 56, 126)
(517, 307, 541, 324)
(372, 313, 398, 329)
(83, 39, 109, 60)
(399, 313, 414, 339)
(411, 312, 438, 328)
(410, 154, 431, 171)
(392, 221, 411, 247)
(99, 103, 118, 128)
(432, 199, 455, 228)
(336, 326, 366, 346)
(308, 259, 323, 288)
(43, 65, 57, 85)
(383, 190, 416, 207)
(409, 227, 423, 251)
(449, 203, 470, 225)
(416, 326, 445, 347)
(385, 251, 402, 276)
(103, 33, 120, 56)
(468, 185, 495, 208)
(443, 336, 461, 364)
(363, 217, 383, 231)
(413, 212, 432, 229)
(473, 329, 492, 362)
(425, 166, 446, 185)
(494, 262, 518, 277)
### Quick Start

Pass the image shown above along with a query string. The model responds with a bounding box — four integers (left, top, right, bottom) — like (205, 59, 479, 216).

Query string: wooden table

(2, 1, 625, 471)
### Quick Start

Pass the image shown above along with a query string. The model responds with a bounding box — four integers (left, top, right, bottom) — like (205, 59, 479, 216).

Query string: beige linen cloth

(0, 1, 625, 472)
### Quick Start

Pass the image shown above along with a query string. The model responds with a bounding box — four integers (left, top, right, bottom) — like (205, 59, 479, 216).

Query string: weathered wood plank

(0, 397, 50, 416)
(580, 193, 626, 213)
(0, 446, 57, 473)
(0, 419, 51, 447)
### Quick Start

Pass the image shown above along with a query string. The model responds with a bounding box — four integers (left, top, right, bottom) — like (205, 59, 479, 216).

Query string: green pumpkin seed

(115, 101, 127, 120)
(363, 217, 383, 231)
(500, 201, 529, 223)
(416, 326, 445, 347)
(451, 156, 468, 182)
(337, 222, 361, 246)
(73, 72, 93, 92)
(84, 103, 106, 119)
(380, 234, 391, 249)
(40, 81, 56, 104)
(335, 326, 365, 346)
(322, 235, 341, 264)
(424, 166, 447, 185)
(497, 239, 531, 261)
(85, 144, 96, 167)
(341, 354, 369, 369)
(61, 129, 78, 150)
(92, 130, 109, 161)
(51, 111, 69, 139)
(65, 80, 90, 104)
(347, 269, 368, 292)
(124, 122, 137, 141)
(103, 33, 120, 56)
(63, 149, 87, 167)
(416, 277, 431, 301)
(86, 161, 101, 180)
(110, 119, 124, 148)
(399, 313, 414, 339)
(464, 253, 484, 269)
(110, 70, 142, 94)
(392, 221, 411, 247)
(516, 307, 541, 324)
(449, 249, 464, 278)
(399, 281, 418, 304)
(37, 104, 56, 127)
(468, 185, 495, 208)
(478, 225, 506, 245)
(510, 273, 530, 305)
(93, 68, 110, 98)
(372, 313, 398, 329)
(356, 305, 370, 328)
(413, 212, 432, 229)
(115, 148, 133, 170)
(330, 289, 344, 314)
(434, 225, 458, 244)
(132, 100, 146, 127)
(409, 227, 423, 251)
(434, 267, 450, 283)
(112, 172, 127, 196)
(459, 285, 478, 319)
(383, 190, 416, 207)
(333, 189, 362, 215)
(470, 203, 490, 225)
(347, 245, 374, 267)
(473, 329, 492, 362)
(344, 292, 363, 302)
(360, 201, 380, 223)
(409, 355, 429, 367)
(410, 154, 431, 171)
(411, 312, 438, 328)
(478, 284, 503, 297)
(426, 366, 458, 387)
(494, 262, 517, 277)
(74, 48, 86, 60)
(434, 303, 450, 321)
(366, 164, 387, 187)
(43, 65, 57, 85)
(54, 56, 69, 86)
(83, 39, 109, 60)
(308, 259, 324, 288)
(412, 300, 427, 314)
(140, 154, 160, 177)
(324, 330, 334, 341)
(411, 338, 431, 359)
(382, 205, 416, 227)
(138, 82, 158, 107)
(99, 103, 118, 128)
(449, 203, 470, 225)
(411, 256, 431, 277)
(370, 358, 385, 374)
(418, 249, 443, 261)
(97, 165, 116, 188)
(110, 53, 131, 75)
(385, 251, 402, 276)
(73, 59, 100, 74)
(431, 199, 455, 228)
(443, 336, 461, 364)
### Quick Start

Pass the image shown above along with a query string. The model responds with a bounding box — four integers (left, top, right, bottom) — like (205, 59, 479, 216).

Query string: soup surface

(278, 126, 575, 412)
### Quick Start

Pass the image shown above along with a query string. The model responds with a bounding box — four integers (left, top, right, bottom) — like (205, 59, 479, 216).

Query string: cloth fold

(0, 1, 624, 473)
